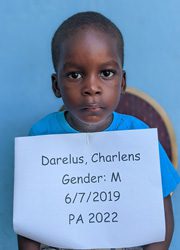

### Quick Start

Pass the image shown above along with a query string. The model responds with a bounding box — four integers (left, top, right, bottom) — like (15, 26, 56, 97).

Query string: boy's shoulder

(110, 112, 149, 131)
(29, 112, 64, 136)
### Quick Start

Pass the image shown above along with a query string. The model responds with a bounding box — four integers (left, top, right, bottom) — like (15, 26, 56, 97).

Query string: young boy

(18, 11, 180, 250)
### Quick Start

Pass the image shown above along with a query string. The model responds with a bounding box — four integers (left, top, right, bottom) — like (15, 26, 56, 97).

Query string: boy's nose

(81, 77, 102, 96)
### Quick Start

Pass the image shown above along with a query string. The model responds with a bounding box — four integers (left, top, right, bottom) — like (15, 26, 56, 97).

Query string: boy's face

(52, 29, 126, 132)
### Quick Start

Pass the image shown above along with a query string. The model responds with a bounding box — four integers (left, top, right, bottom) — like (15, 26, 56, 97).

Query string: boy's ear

(121, 70, 126, 94)
(52, 73, 61, 98)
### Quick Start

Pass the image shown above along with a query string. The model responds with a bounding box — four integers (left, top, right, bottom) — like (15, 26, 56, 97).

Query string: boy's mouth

(81, 104, 104, 112)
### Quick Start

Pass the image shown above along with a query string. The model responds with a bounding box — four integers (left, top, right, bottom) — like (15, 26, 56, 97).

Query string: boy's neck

(65, 111, 113, 132)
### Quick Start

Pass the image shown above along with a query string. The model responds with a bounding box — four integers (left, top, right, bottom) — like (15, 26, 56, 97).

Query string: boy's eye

(100, 70, 115, 78)
(66, 72, 82, 79)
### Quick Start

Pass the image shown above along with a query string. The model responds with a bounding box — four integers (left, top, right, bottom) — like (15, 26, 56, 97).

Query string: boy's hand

(18, 235, 40, 250)
(143, 195, 174, 250)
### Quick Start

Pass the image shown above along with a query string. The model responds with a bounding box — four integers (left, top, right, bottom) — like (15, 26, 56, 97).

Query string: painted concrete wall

(0, 0, 179, 249)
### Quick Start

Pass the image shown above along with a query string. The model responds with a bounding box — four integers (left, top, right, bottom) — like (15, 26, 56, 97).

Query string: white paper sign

(13, 129, 165, 249)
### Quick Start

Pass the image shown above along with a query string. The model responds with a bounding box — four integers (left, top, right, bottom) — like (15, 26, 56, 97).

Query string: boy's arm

(143, 195, 174, 250)
(18, 235, 40, 250)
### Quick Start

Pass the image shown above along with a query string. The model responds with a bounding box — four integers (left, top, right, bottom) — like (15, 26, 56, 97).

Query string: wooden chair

(116, 87, 178, 168)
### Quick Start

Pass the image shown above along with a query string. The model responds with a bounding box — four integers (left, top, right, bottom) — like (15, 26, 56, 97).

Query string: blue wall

(0, 0, 179, 249)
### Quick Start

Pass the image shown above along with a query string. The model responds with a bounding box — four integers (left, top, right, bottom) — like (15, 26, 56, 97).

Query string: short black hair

(51, 11, 124, 72)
